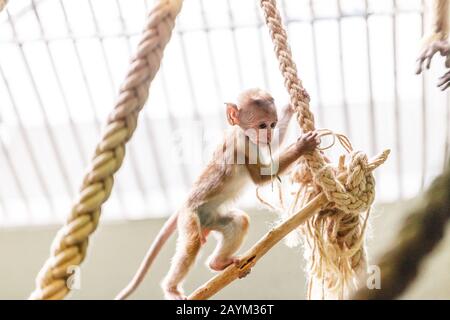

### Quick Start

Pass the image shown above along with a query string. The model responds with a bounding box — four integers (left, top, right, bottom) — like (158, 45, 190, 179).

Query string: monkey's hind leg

(161, 211, 202, 300)
(207, 209, 250, 272)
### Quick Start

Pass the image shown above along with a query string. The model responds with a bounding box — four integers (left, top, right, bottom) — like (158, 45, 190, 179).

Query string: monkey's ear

(225, 103, 239, 126)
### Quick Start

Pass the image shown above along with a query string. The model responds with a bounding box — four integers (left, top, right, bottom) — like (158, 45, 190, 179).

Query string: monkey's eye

(259, 123, 267, 129)
(270, 122, 276, 129)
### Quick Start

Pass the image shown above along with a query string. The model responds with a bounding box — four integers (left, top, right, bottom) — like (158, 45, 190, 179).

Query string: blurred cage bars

(0, 0, 449, 226)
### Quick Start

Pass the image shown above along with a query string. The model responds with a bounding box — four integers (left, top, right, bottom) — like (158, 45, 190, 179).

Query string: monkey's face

(226, 89, 278, 145)
(239, 106, 278, 145)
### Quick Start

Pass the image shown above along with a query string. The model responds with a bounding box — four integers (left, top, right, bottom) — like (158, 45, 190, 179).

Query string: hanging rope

(353, 163, 450, 299)
(259, 0, 389, 298)
(29, 0, 183, 300)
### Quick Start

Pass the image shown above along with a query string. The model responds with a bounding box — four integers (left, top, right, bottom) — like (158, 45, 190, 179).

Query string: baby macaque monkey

(116, 88, 319, 300)
(416, 0, 450, 90)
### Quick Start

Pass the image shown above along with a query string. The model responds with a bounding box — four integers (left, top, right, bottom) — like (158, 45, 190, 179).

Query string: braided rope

(259, 0, 389, 298)
(29, 0, 183, 300)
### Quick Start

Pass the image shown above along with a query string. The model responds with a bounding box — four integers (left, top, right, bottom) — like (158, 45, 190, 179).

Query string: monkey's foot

(164, 287, 187, 300)
(209, 257, 252, 278)
(209, 257, 237, 271)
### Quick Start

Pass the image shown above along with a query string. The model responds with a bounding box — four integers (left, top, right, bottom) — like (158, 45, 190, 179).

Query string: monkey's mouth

(256, 136, 271, 145)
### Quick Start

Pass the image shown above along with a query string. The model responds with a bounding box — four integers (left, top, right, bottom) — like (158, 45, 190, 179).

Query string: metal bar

(0, 63, 56, 216)
(336, 0, 351, 138)
(174, 32, 204, 184)
(0, 169, 8, 221)
(0, 137, 33, 219)
(199, 0, 226, 126)
(141, 115, 174, 212)
(308, 0, 325, 125)
(30, 0, 87, 167)
(0, 0, 47, 25)
(0, 187, 6, 220)
(420, 0, 427, 190)
(363, 0, 377, 156)
(225, 0, 244, 89)
(58, 0, 99, 129)
(6, 10, 74, 199)
(86, 0, 116, 93)
(0, 9, 426, 45)
(392, 0, 403, 199)
(444, 90, 450, 169)
(253, 0, 270, 90)
(176, 33, 202, 122)
(159, 67, 192, 189)
(281, 0, 324, 127)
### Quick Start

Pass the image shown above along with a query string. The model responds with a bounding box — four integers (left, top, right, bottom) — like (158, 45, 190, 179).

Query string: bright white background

(0, 0, 449, 226)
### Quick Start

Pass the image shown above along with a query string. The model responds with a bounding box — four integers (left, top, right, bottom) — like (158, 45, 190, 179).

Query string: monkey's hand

(437, 70, 450, 91)
(295, 131, 320, 154)
(416, 35, 450, 74)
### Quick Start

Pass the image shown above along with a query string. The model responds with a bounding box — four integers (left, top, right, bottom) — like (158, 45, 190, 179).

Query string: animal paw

(164, 287, 187, 300)
(416, 39, 450, 74)
(209, 257, 236, 271)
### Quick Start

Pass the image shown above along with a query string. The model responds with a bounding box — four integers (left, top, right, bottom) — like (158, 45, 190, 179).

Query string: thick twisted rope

(29, 0, 183, 300)
(353, 163, 450, 299)
(259, 1, 314, 133)
(259, 0, 384, 214)
(259, 0, 389, 298)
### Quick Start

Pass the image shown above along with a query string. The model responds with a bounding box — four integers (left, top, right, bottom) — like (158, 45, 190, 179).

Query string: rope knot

(290, 130, 385, 216)
(295, 132, 388, 298)
(303, 130, 384, 215)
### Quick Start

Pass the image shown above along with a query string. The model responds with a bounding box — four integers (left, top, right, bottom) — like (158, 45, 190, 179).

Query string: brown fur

(416, 0, 450, 89)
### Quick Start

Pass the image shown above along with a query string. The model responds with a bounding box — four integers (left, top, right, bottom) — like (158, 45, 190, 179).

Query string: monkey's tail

(115, 212, 179, 300)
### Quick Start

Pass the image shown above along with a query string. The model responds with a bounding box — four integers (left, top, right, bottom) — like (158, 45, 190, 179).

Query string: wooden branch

(188, 192, 327, 300)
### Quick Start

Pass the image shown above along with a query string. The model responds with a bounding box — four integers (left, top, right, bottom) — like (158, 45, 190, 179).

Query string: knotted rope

(259, 0, 389, 298)
(29, 0, 183, 300)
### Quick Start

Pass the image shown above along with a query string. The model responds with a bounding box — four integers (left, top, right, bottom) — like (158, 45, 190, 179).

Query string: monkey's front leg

(416, 38, 450, 74)
(416, 37, 450, 90)
(416, 0, 449, 74)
